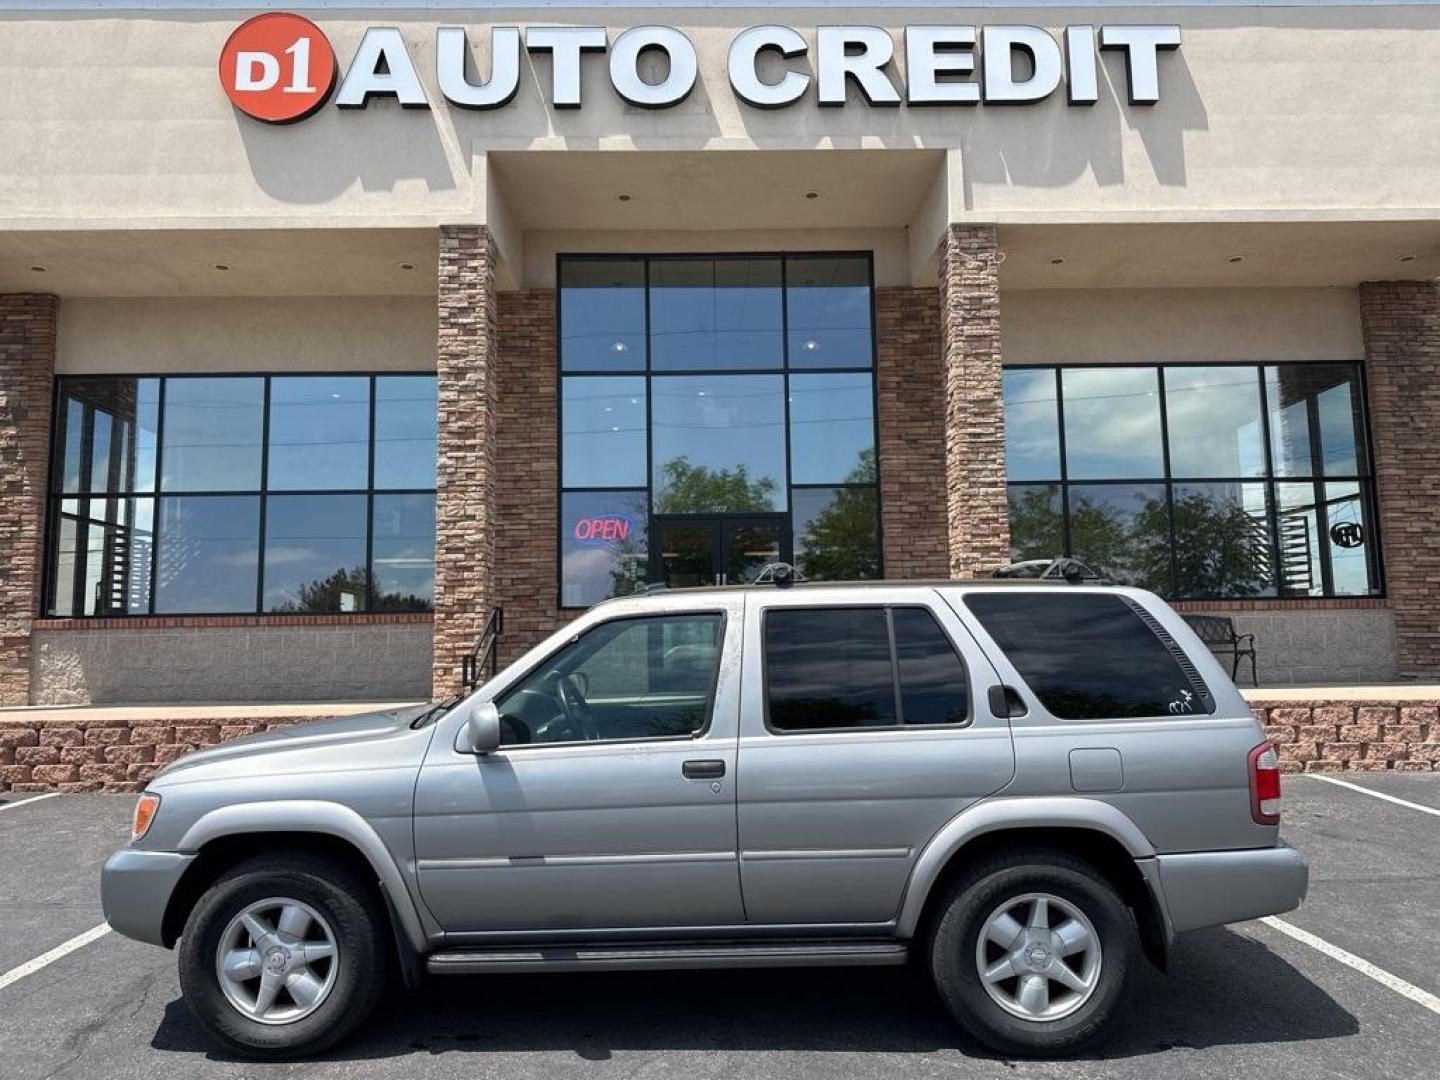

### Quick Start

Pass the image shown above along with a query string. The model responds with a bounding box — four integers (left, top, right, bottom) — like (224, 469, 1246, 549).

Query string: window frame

(759, 604, 974, 737)
(555, 251, 885, 611)
(42, 371, 438, 618)
(492, 609, 730, 752)
(1002, 361, 1385, 601)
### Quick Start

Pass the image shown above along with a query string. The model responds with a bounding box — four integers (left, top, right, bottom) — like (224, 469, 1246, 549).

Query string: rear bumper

(101, 848, 195, 947)
(1155, 844, 1309, 933)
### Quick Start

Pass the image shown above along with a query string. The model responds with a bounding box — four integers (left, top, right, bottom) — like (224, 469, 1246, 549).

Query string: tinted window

(497, 613, 723, 746)
(650, 257, 783, 371)
(965, 592, 1209, 719)
(371, 493, 436, 611)
(788, 372, 874, 485)
(1164, 366, 1264, 479)
(266, 376, 370, 490)
(1002, 369, 1060, 482)
(161, 377, 264, 491)
(792, 486, 880, 582)
(1007, 484, 1063, 562)
(263, 494, 368, 612)
(1061, 368, 1164, 480)
(1172, 482, 1274, 598)
(651, 375, 785, 513)
(560, 490, 649, 607)
(560, 259, 646, 372)
(374, 376, 438, 490)
(765, 608, 895, 731)
(785, 255, 873, 369)
(154, 495, 260, 613)
(893, 608, 969, 725)
(562, 377, 647, 488)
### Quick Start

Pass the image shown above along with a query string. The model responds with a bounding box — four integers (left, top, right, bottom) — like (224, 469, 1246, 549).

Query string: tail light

(1248, 742, 1281, 825)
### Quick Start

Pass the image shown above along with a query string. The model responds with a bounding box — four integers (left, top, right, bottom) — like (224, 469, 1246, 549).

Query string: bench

(1182, 614, 1258, 686)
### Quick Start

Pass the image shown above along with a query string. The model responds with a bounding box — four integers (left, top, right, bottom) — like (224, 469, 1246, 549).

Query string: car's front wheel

(928, 849, 1138, 1057)
(178, 852, 388, 1058)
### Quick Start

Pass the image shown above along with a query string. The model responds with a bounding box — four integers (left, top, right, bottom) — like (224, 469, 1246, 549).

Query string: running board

(426, 939, 909, 974)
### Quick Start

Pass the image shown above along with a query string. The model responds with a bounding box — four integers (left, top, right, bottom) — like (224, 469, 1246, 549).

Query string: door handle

(682, 759, 726, 780)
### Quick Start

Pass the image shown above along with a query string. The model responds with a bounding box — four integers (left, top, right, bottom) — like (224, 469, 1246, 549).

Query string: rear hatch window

(963, 592, 1214, 719)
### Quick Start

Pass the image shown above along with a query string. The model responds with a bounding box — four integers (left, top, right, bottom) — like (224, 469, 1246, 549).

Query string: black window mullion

(1255, 367, 1286, 597)
(148, 379, 166, 614)
(1156, 367, 1179, 597)
(366, 377, 377, 613)
(1054, 368, 1072, 558)
(255, 377, 271, 614)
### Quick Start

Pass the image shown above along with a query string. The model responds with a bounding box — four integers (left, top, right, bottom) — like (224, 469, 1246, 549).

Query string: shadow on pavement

(150, 927, 1357, 1064)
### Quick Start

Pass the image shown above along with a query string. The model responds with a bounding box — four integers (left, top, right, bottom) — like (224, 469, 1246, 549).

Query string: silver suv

(101, 581, 1308, 1059)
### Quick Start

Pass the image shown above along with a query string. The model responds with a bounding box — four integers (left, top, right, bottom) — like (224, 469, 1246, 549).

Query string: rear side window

(764, 606, 969, 732)
(963, 592, 1212, 719)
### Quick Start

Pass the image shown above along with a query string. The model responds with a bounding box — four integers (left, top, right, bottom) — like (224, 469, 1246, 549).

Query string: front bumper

(1156, 843, 1309, 933)
(100, 848, 196, 947)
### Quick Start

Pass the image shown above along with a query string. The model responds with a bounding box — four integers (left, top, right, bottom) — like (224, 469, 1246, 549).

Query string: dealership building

(2, 0, 1439, 712)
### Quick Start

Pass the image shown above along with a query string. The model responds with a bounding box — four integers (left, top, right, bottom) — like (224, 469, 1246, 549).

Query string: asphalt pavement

(0, 775, 1436, 1080)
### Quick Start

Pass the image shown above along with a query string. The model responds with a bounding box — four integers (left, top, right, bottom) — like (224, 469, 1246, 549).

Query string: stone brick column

(875, 286, 949, 579)
(939, 225, 1010, 578)
(1359, 279, 1440, 679)
(0, 294, 57, 706)
(432, 226, 499, 699)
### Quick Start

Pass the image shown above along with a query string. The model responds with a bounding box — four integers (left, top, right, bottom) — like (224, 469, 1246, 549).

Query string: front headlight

(131, 792, 161, 841)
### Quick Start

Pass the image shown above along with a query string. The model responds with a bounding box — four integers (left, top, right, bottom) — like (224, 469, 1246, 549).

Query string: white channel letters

(320, 23, 1182, 114)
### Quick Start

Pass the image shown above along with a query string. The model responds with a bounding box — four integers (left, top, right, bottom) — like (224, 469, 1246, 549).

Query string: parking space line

(0, 924, 111, 994)
(0, 792, 61, 813)
(1261, 916, 1440, 1018)
(1303, 773, 1440, 817)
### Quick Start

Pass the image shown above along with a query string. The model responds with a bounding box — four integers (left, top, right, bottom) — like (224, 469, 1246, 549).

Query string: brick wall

(1359, 280, 1440, 678)
(876, 286, 949, 579)
(939, 226, 1010, 578)
(494, 289, 580, 663)
(432, 226, 500, 700)
(0, 294, 57, 706)
(1256, 702, 1440, 773)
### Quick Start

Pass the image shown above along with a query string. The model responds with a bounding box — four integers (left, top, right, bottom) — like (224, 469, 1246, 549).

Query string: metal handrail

(460, 606, 504, 694)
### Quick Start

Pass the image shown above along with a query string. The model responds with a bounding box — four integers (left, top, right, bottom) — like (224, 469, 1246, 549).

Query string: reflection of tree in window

(1168, 489, 1273, 598)
(269, 566, 433, 613)
(1067, 487, 1170, 593)
(652, 458, 777, 514)
(795, 450, 879, 581)
(1006, 486, 1064, 562)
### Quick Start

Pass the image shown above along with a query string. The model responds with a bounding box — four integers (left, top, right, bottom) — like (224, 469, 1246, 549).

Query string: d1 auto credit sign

(220, 12, 338, 123)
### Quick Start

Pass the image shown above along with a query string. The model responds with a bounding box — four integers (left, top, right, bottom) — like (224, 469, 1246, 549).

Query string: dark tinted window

(894, 608, 969, 725)
(766, 608, 895, 731)
(764, 607, 969, 731)
(965, 592, 1209, 719)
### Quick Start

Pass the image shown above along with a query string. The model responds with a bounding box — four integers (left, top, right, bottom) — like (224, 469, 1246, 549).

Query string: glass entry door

(652, 516, 789, 588)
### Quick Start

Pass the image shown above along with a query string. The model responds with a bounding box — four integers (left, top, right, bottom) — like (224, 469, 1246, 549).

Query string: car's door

(735, 589, 1017, 926)
(414, 597, 745, 935)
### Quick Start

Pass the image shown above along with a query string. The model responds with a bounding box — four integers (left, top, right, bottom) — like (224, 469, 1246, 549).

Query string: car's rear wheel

(178, 852, 388, 1059)
(928, 849, 1137, 1057)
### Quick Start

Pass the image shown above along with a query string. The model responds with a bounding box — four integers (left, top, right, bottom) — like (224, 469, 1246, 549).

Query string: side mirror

(457, 701, 502, 755)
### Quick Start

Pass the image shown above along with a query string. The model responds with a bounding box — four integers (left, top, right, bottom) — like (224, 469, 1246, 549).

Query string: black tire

(178, 852, 389, 1059)
(927, 848, 1137, 1058)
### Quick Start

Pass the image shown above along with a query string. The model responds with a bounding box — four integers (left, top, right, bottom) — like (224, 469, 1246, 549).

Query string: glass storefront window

(560, 259, 646, 372)
(1062, 367, 1165, 480)
(559, 253, 881, 607)
(562, 377, 647, 489)
(650, 257, 783, 371)
(785, 255, 873, 369)
(651, 375, 786, 513)
(267, 376, 369, 490)
(45, 374, 438, 616)
(1003, 363, 1379, 599)
(789, 373, 874, 485)
(160, 377, 264, 492)
(263, 494, 369, 612)
(561, 491, 649, 607)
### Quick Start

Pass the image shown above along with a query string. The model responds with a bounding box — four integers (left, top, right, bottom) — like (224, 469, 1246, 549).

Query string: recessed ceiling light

(805, 191, 819, 200)
(1227, 255, 1245, 264)
(1049, 257, 1065, 266)
(28, 264, 46, 273)
(1397, 254, 1417, 264)
(618, 194, 632, 202)
(213, 263, 231, 271)
(398, 262, 416, 271)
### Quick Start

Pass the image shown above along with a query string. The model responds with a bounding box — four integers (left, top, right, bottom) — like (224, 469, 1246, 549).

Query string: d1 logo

(219, 12, 337, 123)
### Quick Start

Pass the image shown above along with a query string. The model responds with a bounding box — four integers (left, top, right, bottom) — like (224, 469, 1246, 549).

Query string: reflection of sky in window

(1164, 367, 1264, 478)
(563, 377, 647, 488)
(561, 491, 648, 607)
(789, 373, 874, 485)
(161, 378, 264, 492)
(374, 377, 438, 490)
(155, 495, 260, 612)
(372, 493, 436, 606)
(651, 376, 785, 508)
(1002, 369, 1060, 481)
(1325, 481, 1372, 595)
(268, 377, 370, 490)
(650, 259, 783, 371)
(560, 260, 646, 372)
(1061, 368, 1164, 479)
(786, 256, 873, 369)
(263, 494, 367, 611)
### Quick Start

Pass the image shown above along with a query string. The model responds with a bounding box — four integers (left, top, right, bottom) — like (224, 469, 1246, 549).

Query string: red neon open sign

(573, 516, 633, 545)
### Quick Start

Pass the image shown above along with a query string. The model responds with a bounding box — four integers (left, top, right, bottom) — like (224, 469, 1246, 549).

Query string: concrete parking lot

(0, 777, 1436, 1080)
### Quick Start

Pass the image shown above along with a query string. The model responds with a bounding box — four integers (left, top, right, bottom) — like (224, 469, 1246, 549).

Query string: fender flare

(177, 800, 429, 952)
(895, 796, 1157, 938)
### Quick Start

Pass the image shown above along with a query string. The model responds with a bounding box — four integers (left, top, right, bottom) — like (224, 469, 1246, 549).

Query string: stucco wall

(1, 6, 1437, 230)
(56, 296, 437, 374)
(31, 623, 433, 705)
